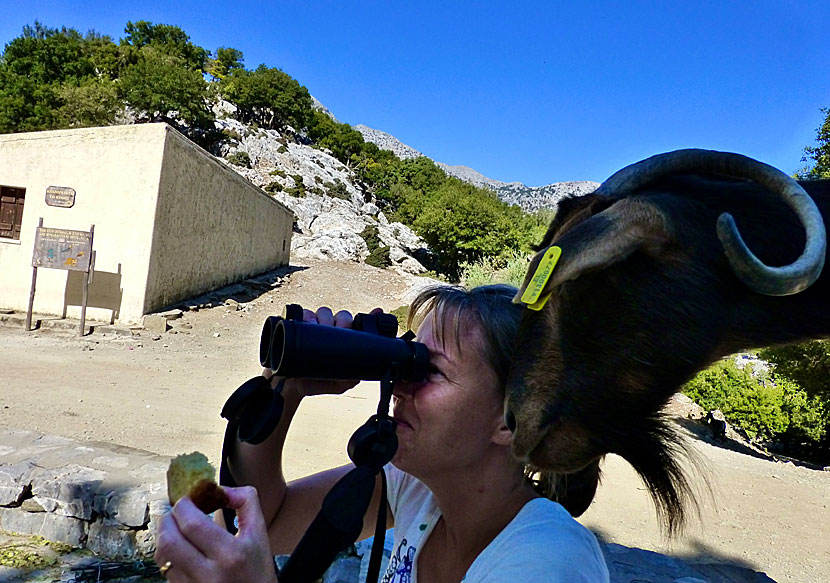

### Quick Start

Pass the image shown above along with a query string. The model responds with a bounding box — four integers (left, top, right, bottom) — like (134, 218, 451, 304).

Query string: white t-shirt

(380, 464, 609, 583)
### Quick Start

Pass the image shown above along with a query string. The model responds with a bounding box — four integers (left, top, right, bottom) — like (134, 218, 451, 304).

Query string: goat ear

(515, 199, 670, 306)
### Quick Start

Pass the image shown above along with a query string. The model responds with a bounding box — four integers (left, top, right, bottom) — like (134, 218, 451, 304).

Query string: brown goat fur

(505, 175, 829, 534)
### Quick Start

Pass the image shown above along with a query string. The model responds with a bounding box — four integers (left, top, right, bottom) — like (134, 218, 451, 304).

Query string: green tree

(121, 20, 208, 71)
(56, 78, 122, 128)
(306, 111, 366, 162)
(797, 107, 830, 179)
(0, 22, 107, 132)
(220, 65, 314, 131)
(81, 31, 121, 79)
(119, 46, 210, 128)
(207, 47, 244, 80)
(406, 179, 525, 278)
(758, 340, 830, 401)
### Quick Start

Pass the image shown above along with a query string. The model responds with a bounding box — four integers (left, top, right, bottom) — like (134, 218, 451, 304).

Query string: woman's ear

(492, 419, 514, 447)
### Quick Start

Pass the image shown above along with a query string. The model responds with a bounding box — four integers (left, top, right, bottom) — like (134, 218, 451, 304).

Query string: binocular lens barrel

(259, 317, 430, 382)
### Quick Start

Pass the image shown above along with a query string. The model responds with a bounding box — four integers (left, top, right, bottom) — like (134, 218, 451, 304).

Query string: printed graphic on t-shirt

(381, 537, 417, 583)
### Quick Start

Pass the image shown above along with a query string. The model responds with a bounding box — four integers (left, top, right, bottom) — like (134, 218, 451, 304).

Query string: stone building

(0, 123, 293, 324)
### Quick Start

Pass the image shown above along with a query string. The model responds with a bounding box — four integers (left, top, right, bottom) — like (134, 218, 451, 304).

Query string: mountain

(353, 125, 599, 212)
(212, 101, 431, 275)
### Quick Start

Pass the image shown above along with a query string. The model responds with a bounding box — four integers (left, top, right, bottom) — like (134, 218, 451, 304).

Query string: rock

(495, 180, 599, 212)
(600, 542, 776, 583)
(95, 486, 149, 528)
(210, 116, 430, 271)
(0, 507, 86, 547)
(20, 499, 45, 513)
(323, 555, 362, 583)
(0, 461, 37, 505)
(158, 309, 184, 321)
(705, 409, 728, 441)
(142, 315, 169, 334)
(292, 232, 368, 262)
(87, 518, 137, 559)
(361, 202, 380, 216)
(734, 353, 770, 378)
(30, 464, 107, 520)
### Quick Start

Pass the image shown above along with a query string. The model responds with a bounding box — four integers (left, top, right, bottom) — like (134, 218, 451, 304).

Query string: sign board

(45, 186, 76, 208)
(32, 227, 92, 271)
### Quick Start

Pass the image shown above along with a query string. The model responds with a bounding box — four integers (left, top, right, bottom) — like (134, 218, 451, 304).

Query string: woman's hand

(263, 306, 384, 398)
(155, 486, 277, 583)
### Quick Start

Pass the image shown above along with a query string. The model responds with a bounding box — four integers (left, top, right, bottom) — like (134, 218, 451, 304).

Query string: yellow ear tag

(520, 246, 562, 311)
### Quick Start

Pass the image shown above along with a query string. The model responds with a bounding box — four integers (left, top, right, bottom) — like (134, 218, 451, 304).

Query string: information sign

(32, 227, 92, 271)
(45, 186, 76, 208)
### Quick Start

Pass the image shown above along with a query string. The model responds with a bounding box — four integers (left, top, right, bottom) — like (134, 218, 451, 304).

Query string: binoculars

(259, 304, 430, 382)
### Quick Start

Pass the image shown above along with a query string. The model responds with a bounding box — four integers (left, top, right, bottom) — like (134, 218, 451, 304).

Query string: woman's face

(391, 309, 507, 478)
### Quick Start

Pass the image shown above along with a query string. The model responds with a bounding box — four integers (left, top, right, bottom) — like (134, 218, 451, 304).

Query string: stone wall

(0, 429, 776, 581)
(0, 429, 169, 559)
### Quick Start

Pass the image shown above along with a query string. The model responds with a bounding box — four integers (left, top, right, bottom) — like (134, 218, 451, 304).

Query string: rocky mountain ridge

(354, 125, 600, 212)
(210, 101, 596, 273)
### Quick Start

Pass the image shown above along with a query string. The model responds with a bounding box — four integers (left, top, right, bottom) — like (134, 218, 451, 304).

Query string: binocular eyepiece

(259, 304, 430, 382)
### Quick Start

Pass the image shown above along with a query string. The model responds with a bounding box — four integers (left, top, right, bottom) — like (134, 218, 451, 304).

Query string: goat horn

(595, 148, 826, 296)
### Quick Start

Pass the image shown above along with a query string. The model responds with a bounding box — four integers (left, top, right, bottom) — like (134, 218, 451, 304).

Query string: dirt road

(1, 259, 828, 582)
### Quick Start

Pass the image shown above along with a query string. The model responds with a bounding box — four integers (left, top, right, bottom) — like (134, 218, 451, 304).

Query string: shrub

(460, 251, 529, 288)
(359, 225, 382, 252)
(269, 168, 286, 178)
(683, 359, 789, 440)
(415, 270, 449, 281)
(325, 180, 351, 201)
(227, 151, 251, 168)
(284, 186, 305, 198)
(291, 174, 304, 187)
(277, 145, 288, 154)
(221, 128, 242, 142)
(264, 181, 283, 193)
(683, 358, 828, 446)
(389, 305, 409, 332)
(366, 245, 391, 269)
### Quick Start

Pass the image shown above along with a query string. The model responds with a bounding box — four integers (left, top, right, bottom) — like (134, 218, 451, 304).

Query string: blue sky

(3, 1, 829, 186)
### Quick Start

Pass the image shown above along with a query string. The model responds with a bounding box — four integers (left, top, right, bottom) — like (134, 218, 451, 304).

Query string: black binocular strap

(219, 376, 391, 583)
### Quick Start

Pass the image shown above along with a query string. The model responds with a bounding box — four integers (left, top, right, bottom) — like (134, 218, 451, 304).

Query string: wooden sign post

(26, 218, 95, 336)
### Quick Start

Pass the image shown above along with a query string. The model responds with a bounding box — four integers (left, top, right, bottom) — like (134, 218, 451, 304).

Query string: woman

(155, 284, 609, 582)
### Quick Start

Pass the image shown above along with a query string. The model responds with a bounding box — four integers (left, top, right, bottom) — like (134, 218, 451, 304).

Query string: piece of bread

(166, 452, 230, 513)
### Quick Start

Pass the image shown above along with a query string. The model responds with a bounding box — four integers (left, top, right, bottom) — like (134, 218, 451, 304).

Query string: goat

(504, 149, 828, 533)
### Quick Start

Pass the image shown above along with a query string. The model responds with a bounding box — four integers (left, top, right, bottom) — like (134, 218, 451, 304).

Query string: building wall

(0, 123, 294, 324)
(0, 125, 166, 324)
(143, 126, 293, 313)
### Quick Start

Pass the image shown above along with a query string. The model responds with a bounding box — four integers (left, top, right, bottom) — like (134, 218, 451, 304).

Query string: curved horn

(595, 149, 826, 296)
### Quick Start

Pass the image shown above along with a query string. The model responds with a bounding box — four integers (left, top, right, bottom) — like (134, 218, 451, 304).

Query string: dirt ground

(1, 258, 828, 583)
